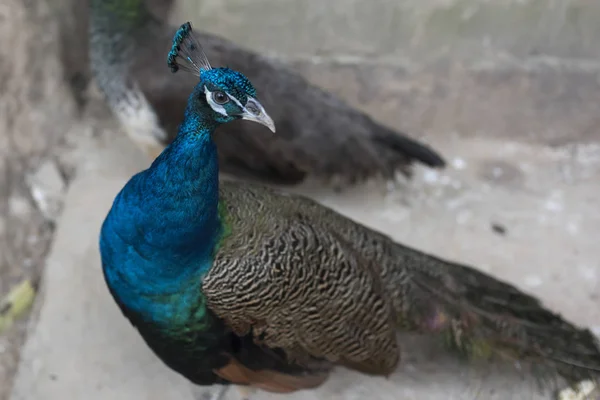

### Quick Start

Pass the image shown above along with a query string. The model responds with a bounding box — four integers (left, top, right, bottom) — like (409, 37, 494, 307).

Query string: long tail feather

(392, 246, 600, 385)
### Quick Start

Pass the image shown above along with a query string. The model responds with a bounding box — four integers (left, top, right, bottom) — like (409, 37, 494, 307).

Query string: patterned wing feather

(202, 181, 399, 376)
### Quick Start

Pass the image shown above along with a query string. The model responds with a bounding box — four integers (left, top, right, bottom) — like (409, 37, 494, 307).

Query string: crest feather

(167, 22, 212, 76)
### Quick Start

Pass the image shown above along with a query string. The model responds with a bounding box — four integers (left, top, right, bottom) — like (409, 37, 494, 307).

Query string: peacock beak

(241, 97, 276, 133)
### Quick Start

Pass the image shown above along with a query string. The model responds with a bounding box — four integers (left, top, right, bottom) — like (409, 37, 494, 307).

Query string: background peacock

(89, 0, 445, 185)
(99, 22, 600, 400)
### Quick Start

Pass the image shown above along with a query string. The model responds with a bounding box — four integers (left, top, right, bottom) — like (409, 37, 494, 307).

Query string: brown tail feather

(396, 250, 600, 384)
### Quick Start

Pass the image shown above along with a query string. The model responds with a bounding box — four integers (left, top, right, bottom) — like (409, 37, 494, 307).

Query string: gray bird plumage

(89, 0, 446, 185)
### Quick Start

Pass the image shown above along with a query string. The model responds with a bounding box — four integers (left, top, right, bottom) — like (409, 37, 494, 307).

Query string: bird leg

(198, 385, 255, 400)
(236, 386, 257, 400)
(197, 385, 229, 400)
(556, 380, 599, 400)
(214, 385, 230, 400)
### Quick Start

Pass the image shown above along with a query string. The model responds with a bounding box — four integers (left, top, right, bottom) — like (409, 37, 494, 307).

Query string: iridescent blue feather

(167, 22, 212, 75)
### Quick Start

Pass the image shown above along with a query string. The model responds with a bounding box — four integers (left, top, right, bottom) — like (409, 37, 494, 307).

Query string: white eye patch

(204, 86, 228, 116)
(204, 86, 258, 118)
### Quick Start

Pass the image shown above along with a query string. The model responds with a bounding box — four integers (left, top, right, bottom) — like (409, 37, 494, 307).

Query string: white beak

(241, 97, 276, 133)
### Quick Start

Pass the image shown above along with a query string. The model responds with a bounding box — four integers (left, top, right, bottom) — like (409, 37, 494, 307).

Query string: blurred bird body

(99, 21, 600, 399)
(89, 0, 445, 185)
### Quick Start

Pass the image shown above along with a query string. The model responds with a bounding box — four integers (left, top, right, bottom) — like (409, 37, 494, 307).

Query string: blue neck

(100, 87, 222, 318)
(139, 108, 221, 263)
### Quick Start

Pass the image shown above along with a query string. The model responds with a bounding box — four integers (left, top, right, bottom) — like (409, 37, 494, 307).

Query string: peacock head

(167, 22, 275, 132)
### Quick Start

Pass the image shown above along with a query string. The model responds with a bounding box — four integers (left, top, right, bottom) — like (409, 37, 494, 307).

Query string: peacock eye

(212, 91, 229, 105)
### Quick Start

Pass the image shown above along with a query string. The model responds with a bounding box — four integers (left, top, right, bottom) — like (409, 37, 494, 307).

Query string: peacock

(89, 0, 445, 185)
(99, 22, 600, 400)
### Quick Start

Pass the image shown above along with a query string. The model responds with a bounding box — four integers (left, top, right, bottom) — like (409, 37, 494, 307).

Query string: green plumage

(91, 0, 148, 28)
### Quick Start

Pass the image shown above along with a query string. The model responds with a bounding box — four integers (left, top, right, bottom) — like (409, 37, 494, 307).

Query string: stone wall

(173, 0, 600, 145)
